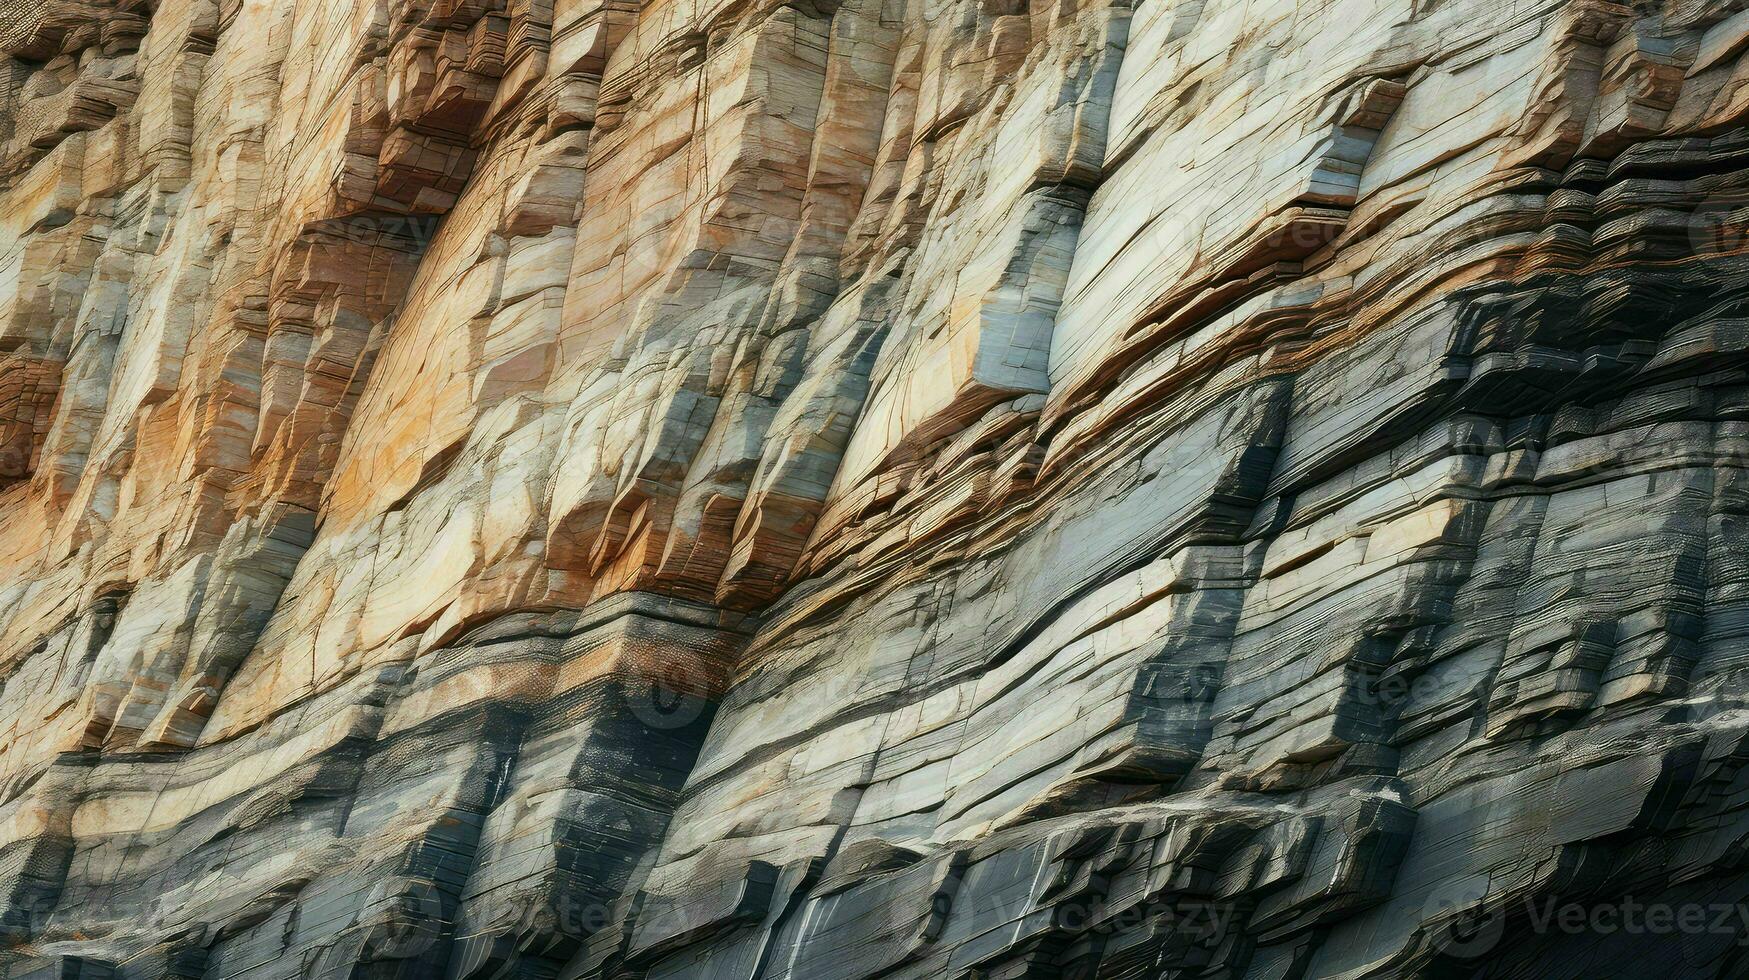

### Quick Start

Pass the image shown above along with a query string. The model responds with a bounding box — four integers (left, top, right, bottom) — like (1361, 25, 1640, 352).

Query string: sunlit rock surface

(6, 0, 1749, 975)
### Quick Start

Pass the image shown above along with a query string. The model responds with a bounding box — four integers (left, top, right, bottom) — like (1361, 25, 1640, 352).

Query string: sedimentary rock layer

(6, 0, 1749, 976)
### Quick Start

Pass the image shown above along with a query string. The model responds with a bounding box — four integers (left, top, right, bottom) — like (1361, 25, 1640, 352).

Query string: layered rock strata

(6, 0, 1749, 977)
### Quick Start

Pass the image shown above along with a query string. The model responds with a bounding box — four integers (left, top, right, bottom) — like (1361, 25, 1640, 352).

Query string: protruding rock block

(0, 353, 61, 485)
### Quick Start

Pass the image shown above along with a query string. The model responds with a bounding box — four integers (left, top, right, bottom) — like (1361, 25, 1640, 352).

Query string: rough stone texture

(7, 0, 1749, 976)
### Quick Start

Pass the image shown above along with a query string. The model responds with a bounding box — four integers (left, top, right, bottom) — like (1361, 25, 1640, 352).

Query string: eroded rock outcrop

(6, 0, 1749, 976)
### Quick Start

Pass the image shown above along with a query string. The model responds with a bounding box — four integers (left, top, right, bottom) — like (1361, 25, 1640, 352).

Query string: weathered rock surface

(6, 0, 1749, 975)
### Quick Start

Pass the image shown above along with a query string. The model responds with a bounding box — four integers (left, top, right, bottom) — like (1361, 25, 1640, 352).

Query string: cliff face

(5, 0, 1749, 975)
